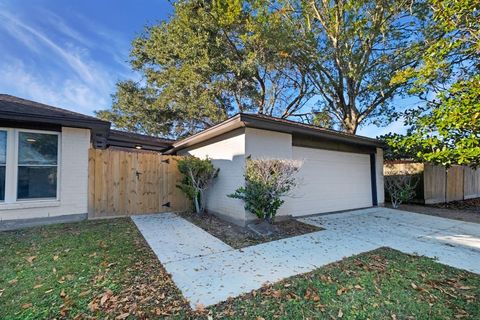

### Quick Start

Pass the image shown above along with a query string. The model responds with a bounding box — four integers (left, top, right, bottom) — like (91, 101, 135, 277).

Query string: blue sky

(0, 0, 409, 138)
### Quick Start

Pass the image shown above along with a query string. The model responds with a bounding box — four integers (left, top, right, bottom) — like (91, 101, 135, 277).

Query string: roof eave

(240, 114, 383, 148)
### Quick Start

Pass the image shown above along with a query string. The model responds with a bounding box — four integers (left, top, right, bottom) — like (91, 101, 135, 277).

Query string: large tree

(288, 0, 427, 133)
(97, 0, 314, 137)
(387, 0, 480, 167)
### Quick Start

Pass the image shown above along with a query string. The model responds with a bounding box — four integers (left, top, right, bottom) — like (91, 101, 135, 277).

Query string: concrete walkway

(132, 208, 480, 308)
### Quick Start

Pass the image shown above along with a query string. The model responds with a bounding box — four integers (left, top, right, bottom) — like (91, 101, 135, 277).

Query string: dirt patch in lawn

(177, 212, 322, 249)
(389, 201, 480, 224)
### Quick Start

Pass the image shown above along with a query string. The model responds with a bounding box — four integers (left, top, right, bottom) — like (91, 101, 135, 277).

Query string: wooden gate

(88, 148, 189, 219)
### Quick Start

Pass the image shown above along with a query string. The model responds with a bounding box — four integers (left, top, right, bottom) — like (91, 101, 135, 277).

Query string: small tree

(229, 158, 302, 224)
(384, 173, 419, 208)
(177, 157, 219, 215)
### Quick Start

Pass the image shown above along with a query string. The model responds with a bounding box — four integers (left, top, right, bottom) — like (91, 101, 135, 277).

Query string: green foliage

(229, 159, 301, 223)
(378, 133, 424, 161)
(384, 174, 419, 208)
(389, 0, 480, 167)
(97, 0, 314, 138)
(177, 156, 219, 214)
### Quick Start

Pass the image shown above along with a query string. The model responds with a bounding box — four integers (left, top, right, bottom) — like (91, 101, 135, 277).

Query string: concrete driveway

(133, 207, 480, 308)
(300, 207, 480, 273)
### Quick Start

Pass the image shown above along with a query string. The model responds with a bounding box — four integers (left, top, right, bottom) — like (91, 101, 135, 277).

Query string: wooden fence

(384, 162, 480, 204)
(88, 148, 190, 219)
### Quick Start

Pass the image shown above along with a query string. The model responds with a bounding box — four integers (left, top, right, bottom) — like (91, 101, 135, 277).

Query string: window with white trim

(0, 128, 60, 203)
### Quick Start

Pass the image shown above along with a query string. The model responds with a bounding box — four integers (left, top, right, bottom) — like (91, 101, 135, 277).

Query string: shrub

(177, 156, 219, 215)
(384, 173, 419, 208)
(229, 158, 302, 223)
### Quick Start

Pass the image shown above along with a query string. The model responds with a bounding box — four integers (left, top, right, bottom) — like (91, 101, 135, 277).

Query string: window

(17, 132, 58, 200)
(0, 128, 60, 204)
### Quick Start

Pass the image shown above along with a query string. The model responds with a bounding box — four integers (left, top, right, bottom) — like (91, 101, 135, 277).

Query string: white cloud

(0, 7, 126, 115)
(0, 59, 108, 114)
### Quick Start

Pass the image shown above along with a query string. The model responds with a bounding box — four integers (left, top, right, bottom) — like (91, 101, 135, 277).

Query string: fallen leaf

(100, 290, 112, 305)
(411, 282, 418, 290)
(33, 284, 43, 289)
(78, 290, 90, 297)
(271, 290, 282, 298)
(45, 289, 54, 294)
(337, 309, 343, 318)
(26, 256, 36, 263)
(337, 287, 348, 296)
(8, 279, 17, 285)
(60, 290, 66, 298)
(53, 255, 59, 261)
(22, 303, 32, 309)
(116, 313, 130, 320)
(195, 303, 206, 312)
(458, 286, 472, 290)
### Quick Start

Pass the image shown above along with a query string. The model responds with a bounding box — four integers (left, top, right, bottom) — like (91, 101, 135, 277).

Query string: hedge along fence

(384, 161, 480, 204)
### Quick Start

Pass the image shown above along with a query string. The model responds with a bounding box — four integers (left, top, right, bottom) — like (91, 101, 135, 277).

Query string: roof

(107, 129, 175, 152)
(0, 94, 110, 130)
(168, 113, 383, 153)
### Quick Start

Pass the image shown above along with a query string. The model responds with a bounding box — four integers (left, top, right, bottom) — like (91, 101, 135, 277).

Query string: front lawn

(1, 218, 479, 319)
(211, 247, 480, 319)
(0, 219, 191, 319)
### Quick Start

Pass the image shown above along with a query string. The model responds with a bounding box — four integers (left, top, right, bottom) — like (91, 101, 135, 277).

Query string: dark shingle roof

(0, 94, 110, 128)
(107, 129, 175, 152)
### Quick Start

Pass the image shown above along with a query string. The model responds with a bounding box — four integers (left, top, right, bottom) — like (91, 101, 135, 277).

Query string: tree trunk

(193, 194, 201, 215)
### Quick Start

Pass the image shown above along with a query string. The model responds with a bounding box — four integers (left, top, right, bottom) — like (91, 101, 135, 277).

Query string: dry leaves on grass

(85, 245, 192, 318)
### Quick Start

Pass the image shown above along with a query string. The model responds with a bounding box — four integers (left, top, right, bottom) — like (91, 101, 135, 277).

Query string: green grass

(0, 219, 189, 319)
(1, 219, 479, 319)
(209, 248, 480, 320)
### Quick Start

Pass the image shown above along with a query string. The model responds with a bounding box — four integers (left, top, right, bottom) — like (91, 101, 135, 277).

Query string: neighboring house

(0, 94, 171, 227)
(168, 114, 384, 226)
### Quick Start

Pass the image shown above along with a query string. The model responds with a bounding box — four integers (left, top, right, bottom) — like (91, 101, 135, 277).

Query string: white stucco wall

(0, 127, 91, 221)
(179, 129, 247, 225)
(376, 147, 385, 205)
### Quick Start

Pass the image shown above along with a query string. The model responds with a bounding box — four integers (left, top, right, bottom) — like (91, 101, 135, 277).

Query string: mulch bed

(389, 199, 480, 224)
(431, 198, 480, 212)
(177, 212, 322, 249)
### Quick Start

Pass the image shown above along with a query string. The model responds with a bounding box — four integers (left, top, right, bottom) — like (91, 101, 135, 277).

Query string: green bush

(177, 156, 219, 214)
(229, 158, 301, 223)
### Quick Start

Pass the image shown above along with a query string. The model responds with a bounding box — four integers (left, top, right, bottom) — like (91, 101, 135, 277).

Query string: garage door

(289, 146, 373, 217)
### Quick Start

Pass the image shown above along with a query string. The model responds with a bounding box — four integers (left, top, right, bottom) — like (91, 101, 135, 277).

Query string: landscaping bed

(391, 202, 480, 224)
(177, 211, 322, 249)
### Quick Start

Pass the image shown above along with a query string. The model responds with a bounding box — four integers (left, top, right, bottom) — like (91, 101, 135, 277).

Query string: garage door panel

(288, 147, 372, 216)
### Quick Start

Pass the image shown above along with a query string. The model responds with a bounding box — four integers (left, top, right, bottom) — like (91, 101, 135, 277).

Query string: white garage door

(289, 146, 373, 217)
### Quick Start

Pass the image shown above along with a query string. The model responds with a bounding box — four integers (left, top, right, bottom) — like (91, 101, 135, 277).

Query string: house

(1, 94, 384, 229)
(167, 113, 384, 226)
(0, 94, 171, 228)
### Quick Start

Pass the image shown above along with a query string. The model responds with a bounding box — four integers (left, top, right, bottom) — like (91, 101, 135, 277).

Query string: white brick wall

(0, 127, 90, 221)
